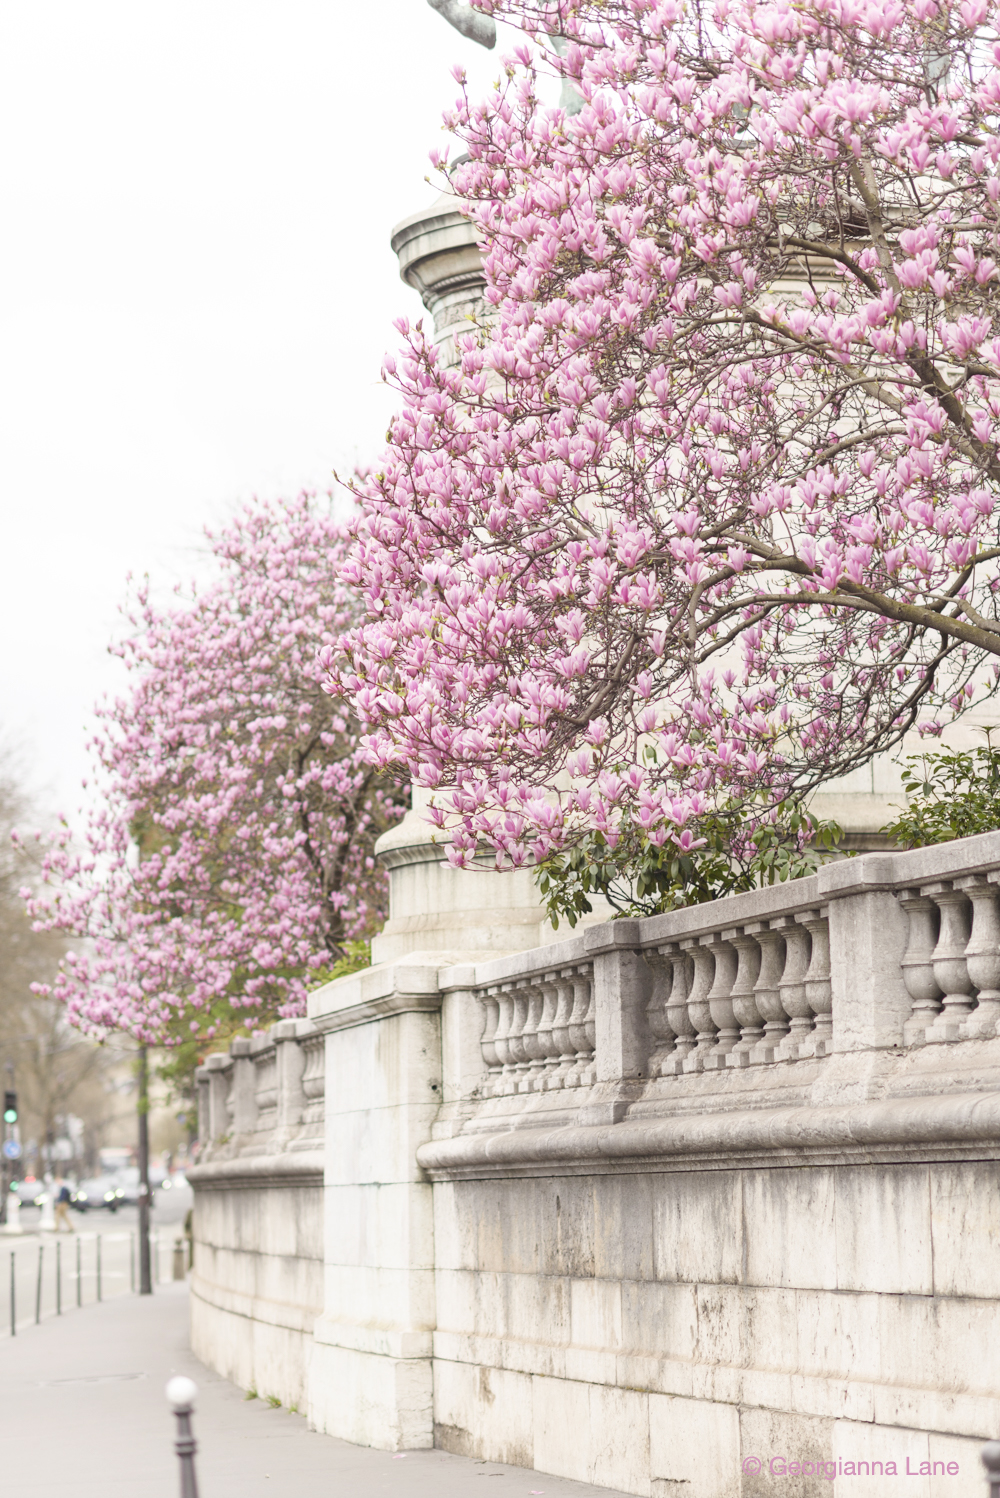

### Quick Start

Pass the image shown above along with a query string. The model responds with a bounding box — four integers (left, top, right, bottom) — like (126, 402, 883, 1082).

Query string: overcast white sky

(0, 1, 520, 816)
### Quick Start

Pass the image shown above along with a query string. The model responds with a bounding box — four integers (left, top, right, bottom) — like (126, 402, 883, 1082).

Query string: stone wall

(188, 1019, 325, 1411)
(426, 1156, 996, 1497)
(191, 827, 1000, 1497)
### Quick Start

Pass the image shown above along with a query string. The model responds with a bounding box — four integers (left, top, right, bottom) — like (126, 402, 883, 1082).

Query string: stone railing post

(230, 1038, 259, 1136)
(204, 1054, 232, 1143)
(439, 965, 485, 1110)
(273, 1020, 308, 1131)
(580, 922, 654, 1121)
(816, 858, 912, 1052)
(194, 1067, 210, 1146)
(307, 961, 444, 1451)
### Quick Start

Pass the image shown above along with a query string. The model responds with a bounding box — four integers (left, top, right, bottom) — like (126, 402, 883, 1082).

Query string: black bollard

(983, 1442, 1000, 1498)
(166, 1377, 200, 1498)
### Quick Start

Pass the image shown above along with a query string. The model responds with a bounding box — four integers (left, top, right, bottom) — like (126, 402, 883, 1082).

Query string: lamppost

(138, 1044, 152, 1294)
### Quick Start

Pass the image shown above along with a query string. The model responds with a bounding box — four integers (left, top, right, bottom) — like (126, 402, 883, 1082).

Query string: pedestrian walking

(53, 1175, 74, 1232)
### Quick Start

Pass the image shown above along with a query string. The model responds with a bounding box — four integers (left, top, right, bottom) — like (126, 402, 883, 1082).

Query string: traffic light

(3, 1092, 16, 1125)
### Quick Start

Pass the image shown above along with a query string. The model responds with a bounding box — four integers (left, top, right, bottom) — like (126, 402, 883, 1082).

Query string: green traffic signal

(2, 1110, 14, 1125)
(3, 1091, 16, 1124)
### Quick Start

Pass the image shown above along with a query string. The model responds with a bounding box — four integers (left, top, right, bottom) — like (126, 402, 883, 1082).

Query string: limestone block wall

(308, 992, 442, 1448)
(189, 1161, 324, 1411)
(427, 1161, 997, 1498)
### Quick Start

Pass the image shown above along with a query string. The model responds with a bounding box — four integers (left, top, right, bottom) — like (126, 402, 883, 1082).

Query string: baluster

(563, 970, 591, 1088)
(680, 939, 717, 1073)
(958, 876, 1000, 1039)
(520, 979, 547, 1092)
(478, 989, 502, 1096)
(725, 928, 763, 1068)
(534, 974, 562, 1087)
(801, 909, 833, 1058)
(775, 916, 813, 1061)
(747, 923, 788, 1064)
(924, 883, 974, 1043)
(506, 982, 531, 1089)
(579, 967, 597, 1087)
(493, 984, 516, 1094)
(661, 945, 696, 1076)
(549, 971, 578, 1088)
(897, 890, 942, 1045)
(644, 950, 675, 1078)
(703, 934, 741, 1071)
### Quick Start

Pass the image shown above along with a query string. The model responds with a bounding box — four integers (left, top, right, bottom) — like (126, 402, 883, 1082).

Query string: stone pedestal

(306, 782, 610, 1448)
(390, 190, 485, 367)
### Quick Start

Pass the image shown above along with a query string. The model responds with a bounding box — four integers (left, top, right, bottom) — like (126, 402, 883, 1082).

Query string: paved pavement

(0, 1281, 631, 1498)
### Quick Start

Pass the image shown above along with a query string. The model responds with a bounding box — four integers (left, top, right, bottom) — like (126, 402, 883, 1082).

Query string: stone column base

(308, 1335, 433, 1450)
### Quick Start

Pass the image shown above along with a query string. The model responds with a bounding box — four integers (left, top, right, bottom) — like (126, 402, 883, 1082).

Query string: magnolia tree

(329, 0, 1000, 903)
(23, 495, 406, 1045)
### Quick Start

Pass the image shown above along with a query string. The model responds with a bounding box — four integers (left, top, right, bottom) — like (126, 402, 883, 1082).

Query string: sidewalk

(0, 1282, 632, 1498)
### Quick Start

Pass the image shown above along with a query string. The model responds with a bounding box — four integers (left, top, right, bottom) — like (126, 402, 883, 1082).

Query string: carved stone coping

(440, 932, 590, 993)
(187, 1151, 324, 1191)
(415, 1090, 1000, 1180)
(575, 837, 1000, 953)
(309, 957, 446, 1034)
(390, 194, 483, 312)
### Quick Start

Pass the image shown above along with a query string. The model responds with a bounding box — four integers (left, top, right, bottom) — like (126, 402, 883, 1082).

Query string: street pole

(0, 1061, 15, 1228)
(138, 1044, 152, 1295)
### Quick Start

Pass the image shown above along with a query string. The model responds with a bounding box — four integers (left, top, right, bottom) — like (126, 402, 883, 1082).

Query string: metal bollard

(983, 1442, 1000, 1498)
(35, 1244, 43, 1324)
(166, 1377, 201, 1498)
(75, 1235, 81, 1308)
(9, 1251, 14, 1337)
(96, 1234, 102, 1301)
(56, 1239, 61, 1316)
(173, 1238, 186, 1281)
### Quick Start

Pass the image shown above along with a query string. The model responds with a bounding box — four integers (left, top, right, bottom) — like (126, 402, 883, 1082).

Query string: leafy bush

(882, 745, 1000, 849)
(537, 802, 843, 927)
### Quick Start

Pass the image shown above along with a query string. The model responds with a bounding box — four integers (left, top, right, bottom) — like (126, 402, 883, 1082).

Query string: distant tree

(1, 753, 116, 1178)
(23, 494, 407, 1047)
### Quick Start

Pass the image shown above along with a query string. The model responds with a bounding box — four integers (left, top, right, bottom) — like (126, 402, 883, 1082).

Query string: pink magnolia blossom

(21, 494, 406, 1044)
(330, 0, 1000, 870)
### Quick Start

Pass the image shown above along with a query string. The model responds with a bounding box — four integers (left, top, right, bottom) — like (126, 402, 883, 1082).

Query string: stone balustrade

(476, 961, 596, 1096)
(194, 1016, 325, 1157)
(425, 830, 1000, 1152)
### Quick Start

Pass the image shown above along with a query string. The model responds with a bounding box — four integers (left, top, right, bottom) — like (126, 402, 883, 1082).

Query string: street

(3, 1182, 193, 1333)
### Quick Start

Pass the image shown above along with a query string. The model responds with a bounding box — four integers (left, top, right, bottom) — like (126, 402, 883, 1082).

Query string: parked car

(12, 1178, 48, 1207)
(112, 1166, 142, 1206)
(72, 1175, 125, 1212)
(111, 1166, 165, 1205)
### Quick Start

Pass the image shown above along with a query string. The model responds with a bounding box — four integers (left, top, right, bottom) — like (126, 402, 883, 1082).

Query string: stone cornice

(187, 1150, 324, 1190)
(415, 1089, 1000, 1180)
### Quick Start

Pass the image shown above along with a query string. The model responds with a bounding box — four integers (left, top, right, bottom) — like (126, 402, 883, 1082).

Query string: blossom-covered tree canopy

(331, 0, 1000, 874)
(23, 495, 406, 1044)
